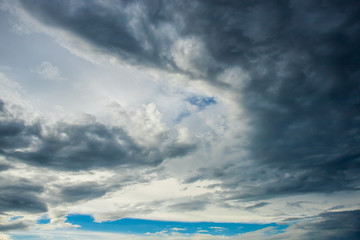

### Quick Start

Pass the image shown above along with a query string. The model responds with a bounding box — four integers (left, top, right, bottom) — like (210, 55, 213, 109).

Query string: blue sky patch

(175, 96, 217, 122)
(37, 214, 51, 224)
(186, 96, 216, 110)
(65, 214, 288, 236)
(9, 216, 24, 222)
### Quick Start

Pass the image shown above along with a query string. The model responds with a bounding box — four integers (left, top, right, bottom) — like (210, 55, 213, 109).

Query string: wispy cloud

(34, 61, 66, 81)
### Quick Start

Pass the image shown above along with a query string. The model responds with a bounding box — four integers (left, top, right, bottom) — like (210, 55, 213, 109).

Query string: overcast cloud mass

(0, 0, 359, 239)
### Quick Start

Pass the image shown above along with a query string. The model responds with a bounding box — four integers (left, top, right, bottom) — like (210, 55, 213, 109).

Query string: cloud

(302, 210, 360, 240)
(57, 182, 108, 203)
(0, 157, 11, 171)
(0, 222, 28, 232)
(15, 0, 360, 195)
(245, 202, 270, 211)
(0, 99, 37, 152)
(169, 199, 209, 212)
(1, 0, 360, 237)
(0, 234, 11, 240)
(0, 164, 10, 171)
(0, 176, 47, 213)
(240, 210, 360, 240)
(0, 73, 23, 105)
(0, 99, 196, 171)
(33, 61, 67, 81)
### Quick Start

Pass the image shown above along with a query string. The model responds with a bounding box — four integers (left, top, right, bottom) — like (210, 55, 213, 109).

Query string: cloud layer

(0, 0, 359, 238)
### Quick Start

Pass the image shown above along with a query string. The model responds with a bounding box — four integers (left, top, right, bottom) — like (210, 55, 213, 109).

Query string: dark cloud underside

(0, 99, 195, 170)
(285, 210, 360, 240)
(58, 182, 107, 203)
(0, 176, 47, 213)
(0, 222, 28, 232)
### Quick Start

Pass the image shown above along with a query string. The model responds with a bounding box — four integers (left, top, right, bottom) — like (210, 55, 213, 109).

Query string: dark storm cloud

(0, 176, 47, 213)
(16, 0, 360, 217)
(228, 0, 360, 198)
(187, 158, 360, 201)
(18, 0, 180, 70)
(242, 210, 360, 240)
(0, 99, 196, 171)
(283, 210, 360, 240)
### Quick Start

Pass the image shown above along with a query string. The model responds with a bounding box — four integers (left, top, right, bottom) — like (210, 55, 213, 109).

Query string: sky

(0, 0, 359, 239)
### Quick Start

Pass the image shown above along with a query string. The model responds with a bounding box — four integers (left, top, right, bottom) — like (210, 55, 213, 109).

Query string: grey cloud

(0, 191, 40, 213)
(11, 1, 360, 237)
(245, 202, 270, 211)
(0, 100, 196, 171)
(169, 199, 209, 212)
(304, 210, 360, 239)
(17, 0, 224, 79)
(0, 98, 196, 224)
(286, 201, 310, 209)
(0, 163, 10, 171)
(0, 100, 40, 151)
(17, 0, 360, 198)
(50, 171, 154, 205)
(0, 222, 28, 232)
(57, 182, 107, 203)
(239, 210, 360, 240)
(187, 1, 360, 198)
(11, 122, 153, 170)
(283, 210, 360, 240)
(328, 205, 346, 211)
(0, 176, 47, 213)
(18, 0, 176, 70)
(188, 159, 360, 201)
